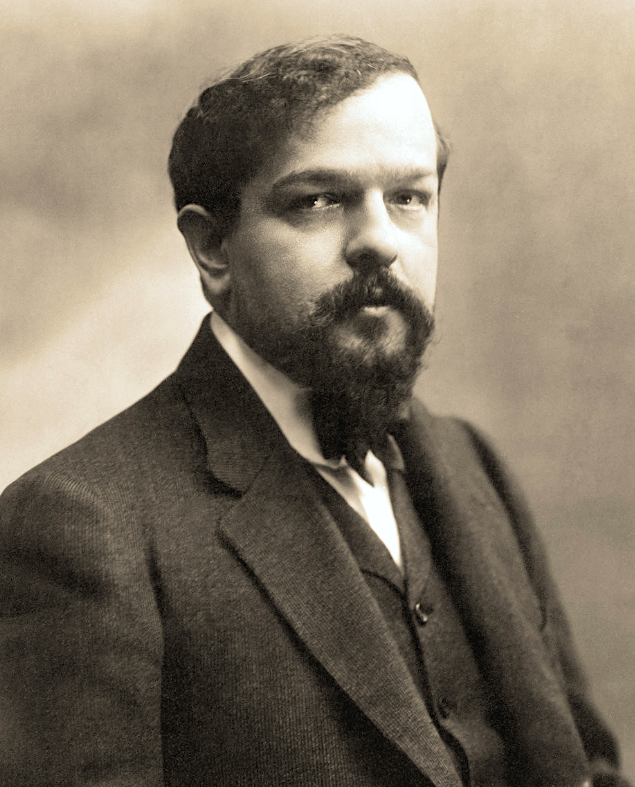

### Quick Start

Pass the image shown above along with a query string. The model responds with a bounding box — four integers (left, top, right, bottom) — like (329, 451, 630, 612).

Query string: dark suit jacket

(0, 319, 626, 787)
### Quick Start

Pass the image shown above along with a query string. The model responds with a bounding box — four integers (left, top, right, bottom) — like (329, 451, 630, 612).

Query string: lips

(307, 271, 422, 331)
(357, 285, 407, 316)
(348, 281, 394, 312)
(350, 298, 392, 319)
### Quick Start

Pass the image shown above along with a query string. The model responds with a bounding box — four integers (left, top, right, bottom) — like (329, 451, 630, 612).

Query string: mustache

(306, 271, 430, 328)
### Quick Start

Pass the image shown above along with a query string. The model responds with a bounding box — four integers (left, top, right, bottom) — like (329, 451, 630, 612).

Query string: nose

(344, 193, 398, 273)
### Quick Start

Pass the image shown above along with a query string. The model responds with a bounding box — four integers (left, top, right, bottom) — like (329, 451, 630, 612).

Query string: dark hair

(168, 36, 449, 236)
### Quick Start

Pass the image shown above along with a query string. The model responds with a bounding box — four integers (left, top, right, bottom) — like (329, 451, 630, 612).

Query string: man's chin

(332, 308, 410, 359)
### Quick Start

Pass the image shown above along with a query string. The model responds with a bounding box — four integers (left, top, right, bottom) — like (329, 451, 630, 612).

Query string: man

(0, 36, 628, 787)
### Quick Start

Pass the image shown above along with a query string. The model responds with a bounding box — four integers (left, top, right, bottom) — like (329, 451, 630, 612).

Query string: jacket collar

(174, 317, 284, 493)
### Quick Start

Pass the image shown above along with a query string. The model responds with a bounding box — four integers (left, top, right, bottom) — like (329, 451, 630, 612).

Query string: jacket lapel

(173, 320, 462, 787)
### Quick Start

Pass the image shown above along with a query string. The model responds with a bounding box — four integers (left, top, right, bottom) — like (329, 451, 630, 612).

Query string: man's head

(171, 37, 448, 451)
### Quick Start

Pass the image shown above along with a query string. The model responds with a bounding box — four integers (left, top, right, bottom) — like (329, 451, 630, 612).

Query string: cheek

(230, 243, 330, 326)
(246, 226, 344, 297)
(397, 241, 438, 309)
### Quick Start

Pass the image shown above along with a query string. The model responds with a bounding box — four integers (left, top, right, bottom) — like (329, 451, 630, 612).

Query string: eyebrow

(270, 166, 438, 194)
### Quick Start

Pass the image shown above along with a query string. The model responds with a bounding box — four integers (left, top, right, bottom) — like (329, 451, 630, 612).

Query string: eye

(390, 190, 431, 209)
(291, 193, 341, 211)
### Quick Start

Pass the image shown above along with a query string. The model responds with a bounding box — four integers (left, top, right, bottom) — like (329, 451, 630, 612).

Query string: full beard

(247, 270, 435, 459)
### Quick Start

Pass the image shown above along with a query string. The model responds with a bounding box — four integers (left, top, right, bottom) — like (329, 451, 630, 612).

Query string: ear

(177, 204, 231, 309)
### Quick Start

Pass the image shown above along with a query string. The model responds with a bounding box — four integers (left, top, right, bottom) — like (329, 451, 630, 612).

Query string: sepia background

(1, 0, 633, 776)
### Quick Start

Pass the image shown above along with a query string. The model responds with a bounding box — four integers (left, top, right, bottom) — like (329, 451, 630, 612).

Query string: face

(220, 72, 439, 384)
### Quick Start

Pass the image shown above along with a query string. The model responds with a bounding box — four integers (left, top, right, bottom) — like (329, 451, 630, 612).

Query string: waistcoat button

(414, 602, 431, 625)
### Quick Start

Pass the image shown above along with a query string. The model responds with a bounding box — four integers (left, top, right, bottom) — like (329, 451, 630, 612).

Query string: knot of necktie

(317, 427, 400, 486)
(344, 444, 374, 484)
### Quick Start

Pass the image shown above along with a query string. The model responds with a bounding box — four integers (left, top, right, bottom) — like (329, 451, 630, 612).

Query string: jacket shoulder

(409, 400, 531, 515)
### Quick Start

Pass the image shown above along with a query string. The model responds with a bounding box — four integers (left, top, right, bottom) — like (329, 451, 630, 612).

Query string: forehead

(248, 73, 439, 192)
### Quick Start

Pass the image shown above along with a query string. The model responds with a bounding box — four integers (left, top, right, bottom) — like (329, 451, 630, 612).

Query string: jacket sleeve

(0, 467, 164, 787)
(462, 421, 631, 787)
